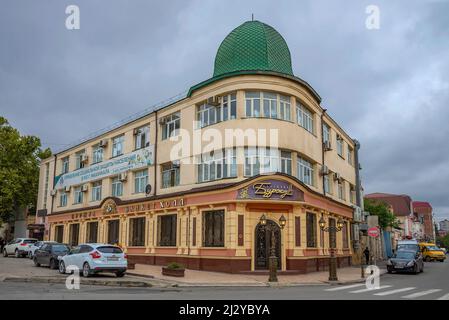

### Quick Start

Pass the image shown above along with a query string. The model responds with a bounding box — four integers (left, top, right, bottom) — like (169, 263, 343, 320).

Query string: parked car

(2, 238, 38, 258)
(387, 249, 424, 274)
(33, 243, 70, 269)
(28, 241, 58, 259)
(420, 244, 446, 262)
(58, 243, 127, 277)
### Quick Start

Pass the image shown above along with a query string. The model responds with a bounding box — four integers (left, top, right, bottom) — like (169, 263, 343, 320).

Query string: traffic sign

(368, 227, 380, 238)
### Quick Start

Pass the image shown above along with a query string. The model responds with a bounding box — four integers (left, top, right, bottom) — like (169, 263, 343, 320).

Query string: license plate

(395, 265, 404, 269)
(107, 257, 119, 261)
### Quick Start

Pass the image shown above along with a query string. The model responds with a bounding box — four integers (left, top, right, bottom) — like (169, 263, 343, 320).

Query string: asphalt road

(1, 255, 448, 300)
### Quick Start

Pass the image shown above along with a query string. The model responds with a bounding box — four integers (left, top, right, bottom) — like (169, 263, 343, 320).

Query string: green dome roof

(213, 21, 294, 77)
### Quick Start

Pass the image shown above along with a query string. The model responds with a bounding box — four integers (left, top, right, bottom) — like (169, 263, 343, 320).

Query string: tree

(0, 116, 51, 223)
(364, 198, 400, 230)
(436, 234, 449, 249)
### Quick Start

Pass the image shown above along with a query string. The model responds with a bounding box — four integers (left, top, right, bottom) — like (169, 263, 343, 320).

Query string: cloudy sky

(1, 0, 448, 220)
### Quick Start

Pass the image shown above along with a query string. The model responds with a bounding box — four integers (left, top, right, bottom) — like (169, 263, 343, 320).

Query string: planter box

(162, 267, 185, 277)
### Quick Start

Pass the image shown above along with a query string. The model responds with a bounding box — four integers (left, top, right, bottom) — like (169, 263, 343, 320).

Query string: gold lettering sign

(253, 182, 293, 199)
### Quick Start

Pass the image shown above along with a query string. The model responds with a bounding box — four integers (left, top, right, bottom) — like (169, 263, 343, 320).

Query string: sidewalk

(128, 263, 387, 287)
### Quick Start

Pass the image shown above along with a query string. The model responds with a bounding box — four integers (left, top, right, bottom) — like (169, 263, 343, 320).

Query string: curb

(2, 276, 154, 288)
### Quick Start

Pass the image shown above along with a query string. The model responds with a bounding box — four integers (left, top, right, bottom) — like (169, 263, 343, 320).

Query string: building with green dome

(37, 20, 362, 274)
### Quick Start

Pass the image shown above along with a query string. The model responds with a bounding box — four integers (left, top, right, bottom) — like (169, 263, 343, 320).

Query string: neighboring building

(440, 219, 449, 233)
(365, 193, 415, 239)
(36, 20, 360, 273)
(413, 201, 435, 242)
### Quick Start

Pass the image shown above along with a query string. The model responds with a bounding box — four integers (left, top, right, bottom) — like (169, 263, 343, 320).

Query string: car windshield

(52, 245, 70, 253)
(426, 246, 439, 251)
(395, 252, 415, 260)
(397, 244, 418, 251)
(23, 239, 37, 244)
(97, 246, 122, 254)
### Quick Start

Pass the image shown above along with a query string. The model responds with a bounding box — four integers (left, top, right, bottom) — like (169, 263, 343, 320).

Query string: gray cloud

(1, 0, 448, 220)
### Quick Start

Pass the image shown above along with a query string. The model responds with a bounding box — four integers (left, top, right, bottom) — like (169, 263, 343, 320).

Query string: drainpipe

(154, 110, 158, 197)
(48, 154, 57, 241)
(320, 110, 327, 196)
(353, 139, 361, 208)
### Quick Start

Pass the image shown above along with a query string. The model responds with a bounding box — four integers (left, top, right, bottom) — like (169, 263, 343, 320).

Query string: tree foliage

(436, 234, 449, 249)
(364, 198, 400, 229)
(0, 116, 51, 223)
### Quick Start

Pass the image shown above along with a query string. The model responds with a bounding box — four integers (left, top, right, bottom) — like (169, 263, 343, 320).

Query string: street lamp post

(259, 214, 287, 282)
(319, 213, 344, 282)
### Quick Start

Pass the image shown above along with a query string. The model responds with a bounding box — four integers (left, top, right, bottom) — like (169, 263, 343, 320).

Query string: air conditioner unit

(207, 96, 221, 106)
(81, 184, 88, 192)
(99, 139, 108, 148)
(50, 189, 57, 196)
(333, 172, 341, 181)
(320, 165, 329, 176)
(119, 172, 128, 182)
(323, 140, 332, 151)
(64, 186, 71, 192)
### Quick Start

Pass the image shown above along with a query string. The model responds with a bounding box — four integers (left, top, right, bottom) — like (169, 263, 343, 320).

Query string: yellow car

(419, 243, 446, 262)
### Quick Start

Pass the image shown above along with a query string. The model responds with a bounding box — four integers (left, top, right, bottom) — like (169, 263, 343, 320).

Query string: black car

(387, 250, 424, 274)
(33, 243, 70, 269)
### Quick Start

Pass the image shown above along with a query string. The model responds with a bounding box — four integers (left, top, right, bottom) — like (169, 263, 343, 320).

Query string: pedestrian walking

(0, 237, 5, 254)
(363, 247, 370, 265)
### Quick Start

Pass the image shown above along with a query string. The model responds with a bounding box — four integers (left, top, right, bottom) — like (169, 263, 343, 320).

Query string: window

(244, 147, 281, 176)
(349, 184, 356, 204)
(92, 145, 103, 164)
(296, 103, 314, 133)
(74, 186, 83, 204)
(323, 123, 331, 143)
(162, 162, 180, 188)
(111, 177, 123, 197)
(135, 126, 150, 149)
(55, 225, 64, 243)
(107, 220, 120, 245)
(197, 93, 236, 128)
(75, 150, 86, 169)
(279, 95, 291, 121)
(69, 223, 79, 247)
(61, 157, 69, 174)
(280, 151, 292, 175)
(203, 210, 225, 247)
(337, 135, 344, 157)
(324, 174, 331, 194)
(158, 214, 177, 246)
(338, 180, 345, 200)
(342, 221, 349, 248)
(161, 112, 180, 140)
(129, 217, 145, 246)
(91, 181, 102, 201)
(197, 148, 236, 183)
(297, 157, 314, 186)
(59, 192, 67, 207)
(306, 213, 317, 247)
(112, 135, 124, 157)
(86, 222, 98, 243)
(134, 169, 148, 193)
(347, 146, 353, 165)
(245, 91, 291, 120)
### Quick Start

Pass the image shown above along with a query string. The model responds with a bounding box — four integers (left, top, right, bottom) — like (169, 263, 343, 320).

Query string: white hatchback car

(58, 243, 127, 277)
(3, 238, 38, 258)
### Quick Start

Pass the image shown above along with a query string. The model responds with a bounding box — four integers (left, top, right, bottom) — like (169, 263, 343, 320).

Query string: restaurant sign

(54, 145, 154, 189)
(237, 179, 304, 201)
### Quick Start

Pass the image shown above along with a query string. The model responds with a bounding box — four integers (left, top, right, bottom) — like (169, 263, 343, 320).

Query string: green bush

(166, 262, 185, 270)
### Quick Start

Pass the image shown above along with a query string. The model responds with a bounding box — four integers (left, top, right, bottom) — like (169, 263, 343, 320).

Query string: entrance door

(254, 220, 281, 270)
(107, 220, 120, 245)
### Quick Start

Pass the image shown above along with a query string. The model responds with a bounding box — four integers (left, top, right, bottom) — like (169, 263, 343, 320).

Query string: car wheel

(82, 262, 91, 277)
(2, 249, 7, 257)
(425, 256, 431, 262)
(59, 261, 66, 274)
(33, 257, 40, 267)
(14, 249, 20, 258)
(49, 259, 57, 270)
(387, 269, 392, 274)
(413, 265, 419, 275)
(28, 251, 32, 259)
(116, 271, 125, 278)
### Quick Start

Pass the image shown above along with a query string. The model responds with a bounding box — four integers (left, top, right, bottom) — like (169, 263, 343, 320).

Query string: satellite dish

(145, 184, 152, 195)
